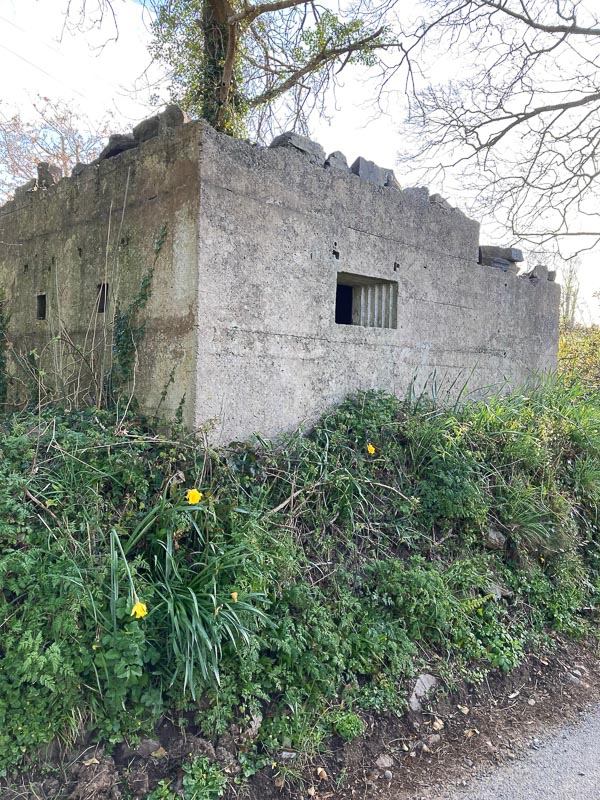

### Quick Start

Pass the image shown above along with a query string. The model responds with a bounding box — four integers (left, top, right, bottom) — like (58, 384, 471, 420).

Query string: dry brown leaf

(432, 718, 444, 731)
(316, 766, 328, 781)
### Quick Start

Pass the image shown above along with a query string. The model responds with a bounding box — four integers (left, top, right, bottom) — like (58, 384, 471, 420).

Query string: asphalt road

(438, 708, 600, 800)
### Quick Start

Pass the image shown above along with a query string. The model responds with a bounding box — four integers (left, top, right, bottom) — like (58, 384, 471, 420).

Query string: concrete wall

(0, 118, 560, 443)
(0, 123, 202, 427)
(195, 123, 560, 442)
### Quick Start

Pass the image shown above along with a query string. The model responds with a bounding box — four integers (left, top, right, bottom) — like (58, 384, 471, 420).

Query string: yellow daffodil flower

(131, 601, 148, 619)
(186, 488, 203, 505)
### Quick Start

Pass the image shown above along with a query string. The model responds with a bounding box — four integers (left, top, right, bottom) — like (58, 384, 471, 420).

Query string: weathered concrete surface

(0, 119, 560, 443)
(195, 123, 559, 442)
(0, 122, 201, 427)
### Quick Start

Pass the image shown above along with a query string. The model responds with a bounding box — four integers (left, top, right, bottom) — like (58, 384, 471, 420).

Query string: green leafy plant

(330, 710, 365, 741)
(148, 757, 227, 800)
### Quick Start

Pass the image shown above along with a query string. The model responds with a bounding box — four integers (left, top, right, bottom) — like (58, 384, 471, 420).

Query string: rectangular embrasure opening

(335, 272, 397, 329)
(96, 283, 109, 313)
(36, 294, 47, 321)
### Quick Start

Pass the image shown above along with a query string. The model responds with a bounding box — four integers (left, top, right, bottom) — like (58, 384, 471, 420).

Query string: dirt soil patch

(3, 636, 600, 800)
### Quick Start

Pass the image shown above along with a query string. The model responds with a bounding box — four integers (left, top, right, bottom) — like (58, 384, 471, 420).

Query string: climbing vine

(108, 224, 167, 400)
(0, 288, 9, 405)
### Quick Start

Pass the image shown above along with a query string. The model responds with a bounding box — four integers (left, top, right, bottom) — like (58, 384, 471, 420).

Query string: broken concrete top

(269, 131, 326, 165)
(350, 156, 400, 189)
(479, 245, 524, 264)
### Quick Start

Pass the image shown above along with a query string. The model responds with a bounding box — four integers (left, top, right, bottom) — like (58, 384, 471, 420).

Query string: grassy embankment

(1, 381, 599, 792)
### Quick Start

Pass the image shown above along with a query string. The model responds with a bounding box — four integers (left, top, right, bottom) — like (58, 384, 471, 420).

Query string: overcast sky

(1, 0, 598, 321)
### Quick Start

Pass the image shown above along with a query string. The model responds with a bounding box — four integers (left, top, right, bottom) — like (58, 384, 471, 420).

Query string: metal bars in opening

(335, 272, 397, 329)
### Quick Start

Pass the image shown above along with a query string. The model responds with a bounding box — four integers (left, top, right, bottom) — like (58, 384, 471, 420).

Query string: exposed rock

(485, 527, 506, 550)
(269, 131, 326, 165)
(133, 115, 160, 143)
(134, 738, 161, 758)
(37, 162, 62, 188)
(325, 150, 349, 171)
(158, 104, 186, 134)
(547, 270, 557, 282)
(98, 133, 138, 161)
(425, 733, 442, 747)
(409, 673, 439, 712)
(384, 769, 393, 781)
(113, 737, 162, 763)
(375, 753, 394, 770)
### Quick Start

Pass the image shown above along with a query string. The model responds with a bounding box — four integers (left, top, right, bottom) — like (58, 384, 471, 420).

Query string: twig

(24, 487, 60, 524)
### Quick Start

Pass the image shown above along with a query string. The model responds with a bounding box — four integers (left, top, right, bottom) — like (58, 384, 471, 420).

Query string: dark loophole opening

(37, 294, 47, 320)
(96, 283, 109, 313)
(335, 284, 353, 325)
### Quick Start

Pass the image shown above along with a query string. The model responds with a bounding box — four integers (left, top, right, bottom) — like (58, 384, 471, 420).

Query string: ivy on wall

(0, 288, 8, 405)
(108, 224, 167, 401)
